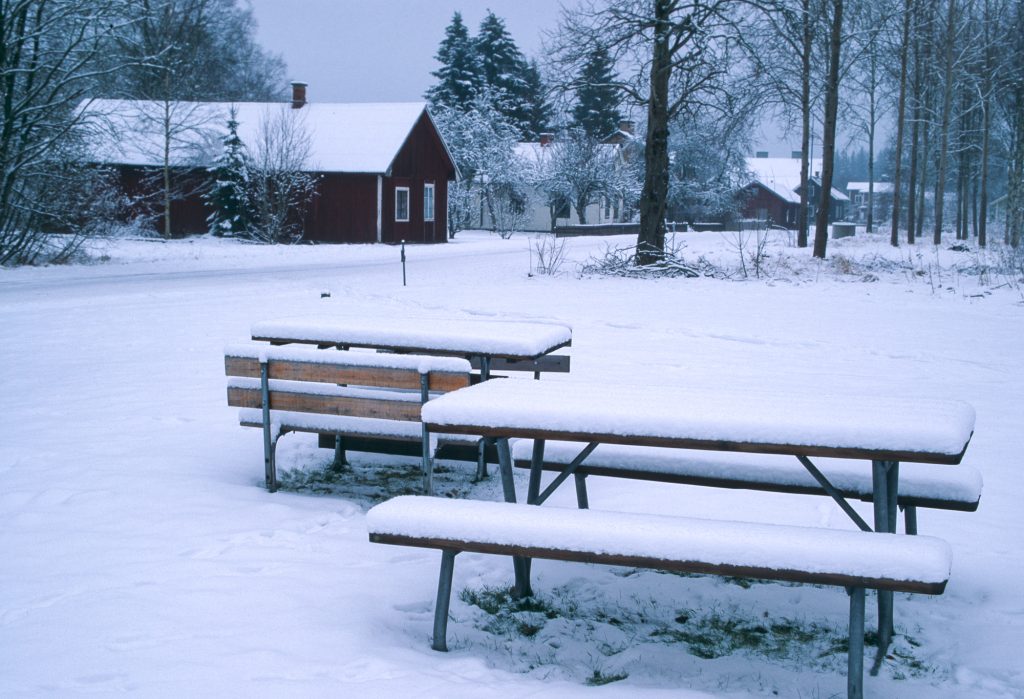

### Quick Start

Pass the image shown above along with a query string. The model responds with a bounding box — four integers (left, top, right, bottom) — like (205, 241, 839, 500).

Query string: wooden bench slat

(224, 355, 470, 392)
(228, 385, 423, 422)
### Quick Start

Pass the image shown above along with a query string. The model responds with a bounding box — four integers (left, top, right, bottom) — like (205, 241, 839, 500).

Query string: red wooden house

(81, 84, 458, 243)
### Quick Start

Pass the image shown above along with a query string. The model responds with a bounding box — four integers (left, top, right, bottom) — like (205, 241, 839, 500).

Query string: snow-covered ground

(2, 229, 1021, 697)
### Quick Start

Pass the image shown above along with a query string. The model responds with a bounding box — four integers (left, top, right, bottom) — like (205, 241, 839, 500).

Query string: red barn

(81, 84, 458, 243)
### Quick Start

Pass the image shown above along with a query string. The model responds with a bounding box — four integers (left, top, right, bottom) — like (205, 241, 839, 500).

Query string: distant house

(739, 156, 848, 229)
(846, 182, 894, 225)
(80, 83, 458, 243)
(477, 133, 625, 232)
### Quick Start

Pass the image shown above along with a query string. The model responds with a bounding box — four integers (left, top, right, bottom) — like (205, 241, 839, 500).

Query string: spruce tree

(518, 59, 551, 139)
(205, 112, 250, 236)
(425, 12, 483, 110)
(475, 12, 531, 135)
(571, 47, 622, 140)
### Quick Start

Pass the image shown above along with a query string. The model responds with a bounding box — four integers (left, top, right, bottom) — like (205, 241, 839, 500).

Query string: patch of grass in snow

(455, 576, 937, 685)
(276, 460, 473, 505)
(585, 669, 630, 686)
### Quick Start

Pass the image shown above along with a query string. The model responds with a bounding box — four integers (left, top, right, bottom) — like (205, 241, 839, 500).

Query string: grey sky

(248, 0, 562, 104)
(247, 0, 799, 155)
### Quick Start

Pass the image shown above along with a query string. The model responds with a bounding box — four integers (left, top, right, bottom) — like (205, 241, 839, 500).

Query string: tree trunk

(1010, 87, 1024, 248)
(933, 0, 957, 246)
(576, 195, 588, 224)
(907, 32, 922, 245)
(866, 52, 876, 235)
(797, 0, 812, 248)
(635, 0, 672, 265)
(978, 0, 993, 248)
(917, 105, 931, 243)
(813, 0, 843, 258)
(891, 0, 912, 247)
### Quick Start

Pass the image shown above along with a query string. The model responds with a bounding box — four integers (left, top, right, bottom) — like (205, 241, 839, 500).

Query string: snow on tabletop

(250, 316, 572, 358)
(422, 379, 976, 458)
(367, 496, 952, 585)
(511, 440, 983, 503)
(226, 343, 471, 374)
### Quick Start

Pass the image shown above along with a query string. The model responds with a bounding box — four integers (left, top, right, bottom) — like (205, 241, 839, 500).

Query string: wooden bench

(225, 344, 472, 493)
(511, 440, 983, 534)
(368, 495, 952, 699)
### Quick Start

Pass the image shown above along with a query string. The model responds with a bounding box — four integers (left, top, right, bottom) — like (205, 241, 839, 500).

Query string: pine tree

(425, 12, 483, 110)
(518, 59, 551, 139)
(571, 47, 622, 140)
(205, 111, 250, 237)
(475, 12, 533, 135)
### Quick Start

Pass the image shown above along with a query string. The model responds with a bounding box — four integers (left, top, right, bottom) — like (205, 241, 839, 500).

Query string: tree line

(430, 0, 1023, 262)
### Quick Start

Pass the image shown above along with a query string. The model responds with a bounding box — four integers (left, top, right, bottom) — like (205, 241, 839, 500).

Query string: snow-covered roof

(78, 99, 431, 174)
(847, 182, 895, 194)
(745, 157, 818, 204)
(513, 140, 619, 165)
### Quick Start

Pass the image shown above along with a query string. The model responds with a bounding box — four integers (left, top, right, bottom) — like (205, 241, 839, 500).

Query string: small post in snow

(401, 240, 407, 286)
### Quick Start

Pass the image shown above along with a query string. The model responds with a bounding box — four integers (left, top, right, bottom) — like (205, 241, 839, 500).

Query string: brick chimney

(539, 132, 554, 146)
(291, 81, 307, 109)
(618, 120, 635, 135)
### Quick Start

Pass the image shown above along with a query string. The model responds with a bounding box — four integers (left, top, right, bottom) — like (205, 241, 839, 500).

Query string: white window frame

(395, 187, 410, 222)
(423, 183, 435, 222)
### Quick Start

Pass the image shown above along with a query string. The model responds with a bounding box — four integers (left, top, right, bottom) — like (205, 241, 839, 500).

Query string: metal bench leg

(331, 436, 348, 470)
(903, 504, 918, 535)
(848, 586, 865, 699)
(422, 425, 433, 496)
(432, 549, 458, 652)
(475, 439, 489, 481)
(574, 473, 589, 509)
(267, 435, 280, 492)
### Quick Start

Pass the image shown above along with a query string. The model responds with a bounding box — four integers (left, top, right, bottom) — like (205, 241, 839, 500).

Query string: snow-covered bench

(367, 495, 952, 699)
(511, 441, 983, 534)
(224, 344, 473, 493)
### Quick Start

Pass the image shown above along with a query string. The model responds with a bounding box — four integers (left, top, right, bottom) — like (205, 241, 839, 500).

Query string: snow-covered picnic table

(251, 315, 572, 379)
(421, 376, 977, 661)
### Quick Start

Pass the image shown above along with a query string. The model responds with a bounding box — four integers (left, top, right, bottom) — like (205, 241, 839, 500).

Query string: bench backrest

(225, 344, 471, 422)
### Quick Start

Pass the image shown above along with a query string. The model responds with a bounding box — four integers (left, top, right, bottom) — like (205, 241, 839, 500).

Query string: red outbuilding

(81, 83, 458, 243)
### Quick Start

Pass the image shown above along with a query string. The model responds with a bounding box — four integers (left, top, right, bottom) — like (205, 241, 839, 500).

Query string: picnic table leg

(871, 460, 899, 673)
(496, 438, 533, 598)
(432, 549, 458, 652)
(475, 439, 489, 481)
(527, 439, 546, 504)
(848, 586, 866, 699)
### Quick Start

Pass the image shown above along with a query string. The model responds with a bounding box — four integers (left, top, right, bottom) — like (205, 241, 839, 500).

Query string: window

(395, 187, 409, 222)
(423, 183, 435, 222)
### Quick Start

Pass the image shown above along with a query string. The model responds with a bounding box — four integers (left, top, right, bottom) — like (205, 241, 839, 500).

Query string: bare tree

(539, 128, 621, 225)
(0, 0, 132, 265)
(889, 0, 913, 247)
(552, 0, 758, 265)
(748, 0, 825, 248)
(245, 107, 318, 244)
(812, 0, 843, 258)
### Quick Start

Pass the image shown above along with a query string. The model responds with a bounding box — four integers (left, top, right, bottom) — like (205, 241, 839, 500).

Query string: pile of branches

(579, 244, 719, 279)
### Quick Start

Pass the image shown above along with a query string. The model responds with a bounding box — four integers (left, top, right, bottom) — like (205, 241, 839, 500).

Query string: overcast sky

(248, 0, 562, 104)
(246, 0, 797, 155)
